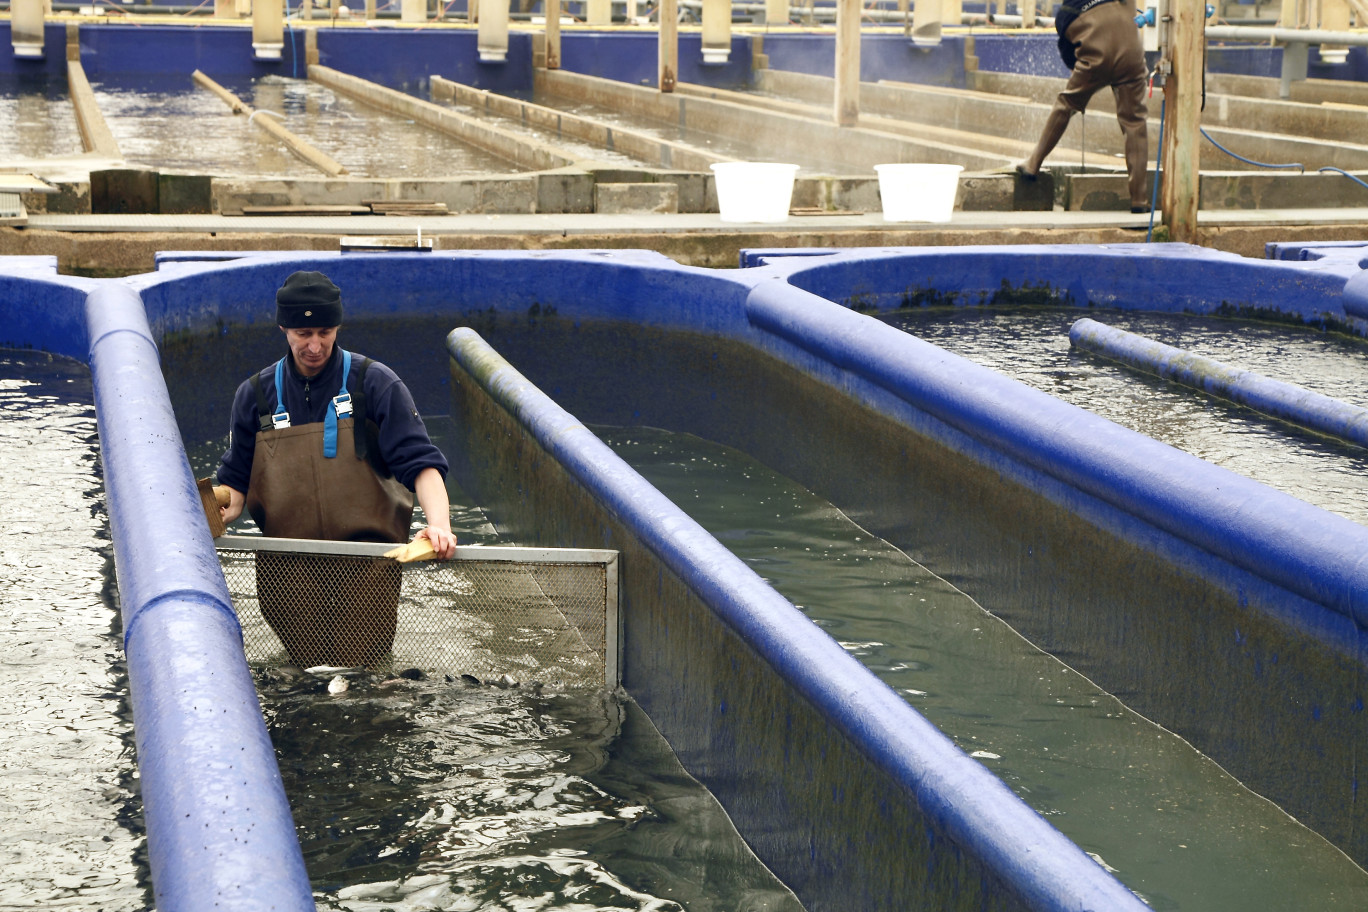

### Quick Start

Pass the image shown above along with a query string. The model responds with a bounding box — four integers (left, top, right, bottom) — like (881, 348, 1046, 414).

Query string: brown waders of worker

(1021, 0, 1151, 213)
(248, 412, 413, 668)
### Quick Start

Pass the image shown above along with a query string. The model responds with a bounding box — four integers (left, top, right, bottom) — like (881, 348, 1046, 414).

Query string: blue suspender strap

(323, 349, 353, 459)
(271, 360, 290, 429)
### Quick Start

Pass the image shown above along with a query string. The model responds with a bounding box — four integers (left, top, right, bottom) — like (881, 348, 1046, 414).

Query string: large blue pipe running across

(1070, 316, 1368, 449)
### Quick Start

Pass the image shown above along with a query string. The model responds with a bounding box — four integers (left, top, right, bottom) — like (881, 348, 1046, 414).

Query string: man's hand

(219, 486, 246, 526)
(416, 525, 457, 559)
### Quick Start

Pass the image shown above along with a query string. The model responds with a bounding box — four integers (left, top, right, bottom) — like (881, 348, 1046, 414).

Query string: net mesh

(217, 544, 614, 689)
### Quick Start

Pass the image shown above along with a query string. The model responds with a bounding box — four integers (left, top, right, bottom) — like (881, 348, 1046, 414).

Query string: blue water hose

(1147, 95, 1163, 242)
(1199, 127, 1304, 172)
(1318, 167, 1368, 193)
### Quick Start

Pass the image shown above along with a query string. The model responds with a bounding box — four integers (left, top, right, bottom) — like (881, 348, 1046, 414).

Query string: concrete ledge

(594, 182, 679, 214)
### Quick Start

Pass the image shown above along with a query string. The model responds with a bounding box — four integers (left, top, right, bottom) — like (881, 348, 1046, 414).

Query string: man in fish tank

(215, 269, 456, 667)
(1016, 0, 1151, 214)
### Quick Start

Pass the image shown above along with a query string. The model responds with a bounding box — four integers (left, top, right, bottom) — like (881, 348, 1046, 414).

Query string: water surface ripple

(0, 353, 147, 911)
(603, 426, 1368, 912)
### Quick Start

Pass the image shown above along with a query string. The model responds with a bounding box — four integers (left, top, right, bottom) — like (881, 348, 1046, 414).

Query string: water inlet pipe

(1070, 316, 1368, 450)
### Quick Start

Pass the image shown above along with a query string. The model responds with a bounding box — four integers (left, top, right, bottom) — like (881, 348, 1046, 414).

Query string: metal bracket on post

(1280, 40, 1308, 98)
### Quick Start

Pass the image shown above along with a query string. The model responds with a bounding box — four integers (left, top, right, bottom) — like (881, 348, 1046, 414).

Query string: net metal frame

(216, 535, 620, 689)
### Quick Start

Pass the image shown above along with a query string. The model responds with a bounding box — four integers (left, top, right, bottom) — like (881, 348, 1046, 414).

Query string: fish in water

(327, 675, 349, 695)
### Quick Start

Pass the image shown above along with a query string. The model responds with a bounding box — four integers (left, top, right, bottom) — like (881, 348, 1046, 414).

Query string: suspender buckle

(333, 391, 353, 419)
(272, 409, 291, 430)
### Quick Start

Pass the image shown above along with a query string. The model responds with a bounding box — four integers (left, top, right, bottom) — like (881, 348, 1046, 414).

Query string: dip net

(216, 536, 619, 689)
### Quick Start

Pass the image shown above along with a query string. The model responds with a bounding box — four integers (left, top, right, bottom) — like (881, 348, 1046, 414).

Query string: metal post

(401, 0, 427, 21)
(834, 0, 860, 125)
(767, 0, 788, 25)
(659, 0, 679, 91)
(1279, 39, 1309, 96)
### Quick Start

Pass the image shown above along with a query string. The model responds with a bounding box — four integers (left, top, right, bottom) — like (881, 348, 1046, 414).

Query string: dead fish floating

(327, 675, 349, 695)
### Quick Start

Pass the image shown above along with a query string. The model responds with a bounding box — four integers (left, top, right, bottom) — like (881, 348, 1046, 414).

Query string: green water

(186, 427, 802, 912)
(601, 424, 1368, 912)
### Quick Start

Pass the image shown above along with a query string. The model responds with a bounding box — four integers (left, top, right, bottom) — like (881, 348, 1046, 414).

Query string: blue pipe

(1070, 316, 1368, 449)
(85, 283, 314, 912)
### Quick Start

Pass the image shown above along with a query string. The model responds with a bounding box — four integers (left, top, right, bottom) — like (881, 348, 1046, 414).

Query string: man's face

(282, 325, 339, 378)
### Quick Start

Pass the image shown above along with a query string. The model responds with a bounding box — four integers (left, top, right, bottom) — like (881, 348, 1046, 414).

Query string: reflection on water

(0, 75, 83, 160)
(603, 425, 1368, 911)
(263, 671, 799, 912)
(0, 353, 147, 911)
(183, 425, 801, 912)
(89, 74, 518, 178)
(881, 307, 1368, 526)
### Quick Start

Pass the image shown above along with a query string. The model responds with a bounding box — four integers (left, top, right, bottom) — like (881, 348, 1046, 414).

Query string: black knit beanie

(276, 271, 343, 328)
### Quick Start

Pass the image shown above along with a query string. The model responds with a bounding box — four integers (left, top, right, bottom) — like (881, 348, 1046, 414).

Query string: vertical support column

(659, 0, 678, 91)
(912, 0, 942, 44)
(702, 0, 731, 62)
(12, 0, 46, 59)
(215, 0, 237, 17)
(236, 0, 253, 16)
(1279, 39, 1308, 97)
(1160, 0, 1202, 242)
(545, 0, 562, 68)
(625, 0, 638, 22)
(1318, 0, 1351, 61)
(1021, 0, 1035, 27)
(834, 0, 860, 125)
(364, 0, 376, 18)
(479, 0, 510, 61)
(942, 0, 962, 26)
(402, 0, 427, 21)
(300, 0, 313, 19)
(253, 0, 285, 60)
(587, 0, 611, 24)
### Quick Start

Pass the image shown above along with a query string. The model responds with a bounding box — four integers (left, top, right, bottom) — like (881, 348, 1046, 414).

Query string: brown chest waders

(246, 353, 415, 668)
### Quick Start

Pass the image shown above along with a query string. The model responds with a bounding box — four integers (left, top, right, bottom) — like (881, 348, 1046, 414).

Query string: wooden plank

(239, 205, 372, 216)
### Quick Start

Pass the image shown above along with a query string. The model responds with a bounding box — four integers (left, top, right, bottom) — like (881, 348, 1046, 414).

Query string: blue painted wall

(316, 28, 535, 93)
(559, 31, 753, 88)
(761, 32, 967, 85)
(0, 23, 72, 76)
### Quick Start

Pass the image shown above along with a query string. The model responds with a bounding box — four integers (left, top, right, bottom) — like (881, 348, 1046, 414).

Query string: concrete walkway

(12, 207, 1368, 274)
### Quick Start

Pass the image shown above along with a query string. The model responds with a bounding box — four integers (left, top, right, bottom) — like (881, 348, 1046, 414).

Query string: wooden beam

(1161, 0, 1203, 241)
(659, 0, 679, 92)
(834, 0, 861, 125)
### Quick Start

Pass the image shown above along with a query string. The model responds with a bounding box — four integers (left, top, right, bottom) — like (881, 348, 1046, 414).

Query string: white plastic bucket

(874, 163, 963, 223)
(710, 162, 800, 223)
